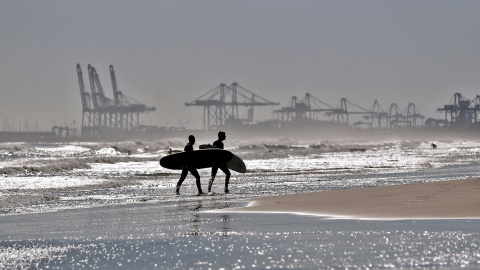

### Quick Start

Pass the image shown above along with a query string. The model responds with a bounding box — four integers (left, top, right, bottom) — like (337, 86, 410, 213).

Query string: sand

(226, 178, 480, 219)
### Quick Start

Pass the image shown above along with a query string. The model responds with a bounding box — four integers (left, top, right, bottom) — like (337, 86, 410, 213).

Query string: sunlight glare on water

(1, 139, 480, 268)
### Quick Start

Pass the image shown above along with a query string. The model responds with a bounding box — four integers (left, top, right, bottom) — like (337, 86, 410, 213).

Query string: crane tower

(437, 93, 477, 126)
(185, 83, 279, 130)
(274, 93, 336, 123)
(76, 64, 155, 137)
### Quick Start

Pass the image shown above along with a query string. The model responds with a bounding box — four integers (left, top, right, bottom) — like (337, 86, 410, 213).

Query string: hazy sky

(2, 0, 480, 131)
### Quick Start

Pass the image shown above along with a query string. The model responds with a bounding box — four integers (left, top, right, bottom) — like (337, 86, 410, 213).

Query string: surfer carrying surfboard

(176, 135, 204, 196)
(208, 131, 231, 194)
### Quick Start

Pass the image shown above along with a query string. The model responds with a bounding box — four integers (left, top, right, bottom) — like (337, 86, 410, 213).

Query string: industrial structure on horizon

(272, 93, 425, 129)
(3, 66, 480, 142)
(185, 83, 280, 130)
(183, 89, 480, 131)
(76, 64, 155, 137)
(434, 93, 480, 127)
(69, 64, 480, 137)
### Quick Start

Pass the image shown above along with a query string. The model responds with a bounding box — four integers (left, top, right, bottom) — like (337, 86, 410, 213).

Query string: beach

(2, 179, 480, 269)
(2, 139, 480, 268)
(226, 178, 480, 219)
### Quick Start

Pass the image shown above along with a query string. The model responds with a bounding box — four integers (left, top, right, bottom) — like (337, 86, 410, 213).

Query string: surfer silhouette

(176, 135, 203, 196)
(208, 131, 231, 194)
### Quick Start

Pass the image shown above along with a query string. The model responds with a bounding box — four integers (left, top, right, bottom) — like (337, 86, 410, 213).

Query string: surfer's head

(218, 131, 226, 140)
(188, 135, 196, 144)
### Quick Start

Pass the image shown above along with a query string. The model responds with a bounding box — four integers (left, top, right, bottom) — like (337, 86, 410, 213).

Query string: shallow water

(1, 138, 480, 268)
(1, 203, 480, 269)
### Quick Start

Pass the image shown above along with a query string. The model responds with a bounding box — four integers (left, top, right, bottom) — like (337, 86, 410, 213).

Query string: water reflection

(221, 214, 231, 237)
(2, 202, 480, 269)
(191, 201, 202, 235)
(176, 199, 235, 237)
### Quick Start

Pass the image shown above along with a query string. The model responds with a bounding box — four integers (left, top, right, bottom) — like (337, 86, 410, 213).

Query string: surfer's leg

(209, 166, 219, 192)
(190, 168, 203, 195)
(176, 169, 188, 195)
(220, 165, 231, 193)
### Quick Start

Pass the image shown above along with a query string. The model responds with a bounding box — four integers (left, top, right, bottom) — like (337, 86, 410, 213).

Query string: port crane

(356, 100, 389, 129)
(76, 64, 93, 136)
(387, 102, 425, 128)
(185, 83, 279, 130)
(388, 103, 405, 128)
(109, 65, 155, 130)
(274, 93, 425, 129)
(406, 103, 424, 127)
(330, 98, 376, 126)
(469, 95, 480, 123)
(274, 93, 336, 123)
(437, 93, 480, 126)
(76, 64, 155, 137)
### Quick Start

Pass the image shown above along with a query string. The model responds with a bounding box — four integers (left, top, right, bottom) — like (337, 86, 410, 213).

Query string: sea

(1, 137, 480, 269)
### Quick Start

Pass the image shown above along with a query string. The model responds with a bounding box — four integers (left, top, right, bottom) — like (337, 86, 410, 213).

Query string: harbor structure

(436, 93, 480, 127)
(77, 64, 155, 137)
(185, 83, 279, 130)
(273, 94, 425, 129)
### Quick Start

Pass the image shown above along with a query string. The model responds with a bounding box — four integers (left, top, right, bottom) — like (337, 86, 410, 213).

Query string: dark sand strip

(225, 178, 480, 219)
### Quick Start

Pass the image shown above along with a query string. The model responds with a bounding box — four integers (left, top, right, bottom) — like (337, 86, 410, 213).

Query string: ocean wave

(81, 156, 158, 164)
(0, 162, 92, 175)
(2, 138, 480, 217)
(231, 141, 401, 161)
(0, 141, 174, 158)
(0, 156, 159, 176)
(87, 140, 187, 155)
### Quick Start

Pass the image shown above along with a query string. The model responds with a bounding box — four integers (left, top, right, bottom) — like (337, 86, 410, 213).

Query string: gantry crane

(76, 64, 155, 137)
(437, 93, 476, 126)
(88, 64, 115, 130)
(388, 103, 405, 128)
(109, 65, 155, 130)
(469, 95, 480, 123)
(331, 98, 374, 125)
(358, 100, 389, 129)
(406, 103, 424, 127)
(274, 93, 336, 123)
(76, 64, 93, 137)
(388, 102, 424, 128)
(185, 83, 279, 130)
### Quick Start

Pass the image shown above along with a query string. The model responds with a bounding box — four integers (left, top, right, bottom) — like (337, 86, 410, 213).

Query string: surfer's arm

(213, 141, 224, 149)
(184, 144, 194, 152)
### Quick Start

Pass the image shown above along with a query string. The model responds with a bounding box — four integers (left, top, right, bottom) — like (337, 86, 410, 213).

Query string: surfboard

(167, 148, 182, 155)
(227, 154, 247, 173)
(199, 144, 218, 149)
(159, 149, 246, 173)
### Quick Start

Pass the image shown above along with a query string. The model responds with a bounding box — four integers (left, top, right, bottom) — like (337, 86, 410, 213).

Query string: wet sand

(226, 178, 480, 219)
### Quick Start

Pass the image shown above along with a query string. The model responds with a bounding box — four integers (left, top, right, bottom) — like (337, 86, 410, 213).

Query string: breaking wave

(0, 156, 159, 176)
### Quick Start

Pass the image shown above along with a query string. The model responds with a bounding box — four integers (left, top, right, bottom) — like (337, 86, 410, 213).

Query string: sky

(1, 0, 480, 131)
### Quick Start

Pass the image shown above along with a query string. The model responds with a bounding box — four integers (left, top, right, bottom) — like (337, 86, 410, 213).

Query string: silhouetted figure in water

(431, 143, 437, 149)
(208, 131, 231, 194)
(176, 135, 203, 196)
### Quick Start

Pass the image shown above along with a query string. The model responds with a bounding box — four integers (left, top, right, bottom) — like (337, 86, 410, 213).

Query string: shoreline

(3, 126, 480, 144)
(220, 178, 480, 220)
